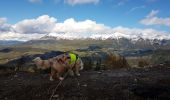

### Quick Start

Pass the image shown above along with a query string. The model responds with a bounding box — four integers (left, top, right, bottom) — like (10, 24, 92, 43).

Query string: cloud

(52, 18, 112, 34)
(116, 0, 129, 6)
(0, 18, 13, 33)
(13, 15, 57, 34)
(0, 15, 56, 41)
(65, 0, 99, 5)
(0, 15, 170, 41)
(28, 0, 42, 3)
(146, 10, 159, 18)
(140, 10, 170, 27)
(128, 5, 145, 13)
(0, 32, 45, 41)
(0, 18, 7, 24)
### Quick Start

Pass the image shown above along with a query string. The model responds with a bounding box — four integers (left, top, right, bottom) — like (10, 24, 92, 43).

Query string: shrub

(104, 54, 129, 69)
(138, 58, 149, 68)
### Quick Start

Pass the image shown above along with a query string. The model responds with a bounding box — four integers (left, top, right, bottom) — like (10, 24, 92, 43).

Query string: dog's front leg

(68, 69, 74, 77)
(75, 65, 80, 76)
(50, 68, 55, 81)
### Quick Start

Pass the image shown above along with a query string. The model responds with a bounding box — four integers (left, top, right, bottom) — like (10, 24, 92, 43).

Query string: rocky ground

(0, 66, 170, 100)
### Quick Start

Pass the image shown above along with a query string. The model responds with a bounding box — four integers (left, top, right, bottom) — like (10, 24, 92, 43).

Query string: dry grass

(104, 54, 129, 69)
(0, 47, 49, 64)
(138, 58, 149, 68)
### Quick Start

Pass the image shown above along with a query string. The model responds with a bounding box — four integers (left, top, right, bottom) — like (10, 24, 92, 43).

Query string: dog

(33, 53, 83, 81)
(33, 57, 51, 70)
(49, 53, 84, 80)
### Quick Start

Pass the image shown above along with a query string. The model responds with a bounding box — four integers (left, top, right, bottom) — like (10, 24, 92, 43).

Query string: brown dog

(33, 57, 51, 70)
(49, 53, 84, 80)
(33, 54, 83, 81)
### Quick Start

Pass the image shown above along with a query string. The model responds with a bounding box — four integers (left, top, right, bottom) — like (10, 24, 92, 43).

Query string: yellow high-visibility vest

(69, 53, 77, 64)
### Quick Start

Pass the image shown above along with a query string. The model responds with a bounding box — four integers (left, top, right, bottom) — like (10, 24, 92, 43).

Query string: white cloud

(13, 15, 57, 34)
(128, 5, 145, 13)
(0, 18, 7, 25)
(0, 15, 56, 41)
(115, 0, 129, 6)
(65, 0, 99, 5)
(146, 10, 159, 18)
(29, 0, 42, 3)
(0, 15, 170, 41)
(0, 32, 45, 41)
(140, 10, 170, 27)
(52, 18, 112, 34)
(0, 18, 13, 32)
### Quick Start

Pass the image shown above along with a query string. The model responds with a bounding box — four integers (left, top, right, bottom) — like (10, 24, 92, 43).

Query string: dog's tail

(33, 57, 41, 62)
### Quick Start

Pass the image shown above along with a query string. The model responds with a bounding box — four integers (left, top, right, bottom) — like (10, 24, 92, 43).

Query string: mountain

(0, 40, 24, 46)
(39, 32, 170, 49)
(42, 31, 170, 40)
(1, 31, 170, 49)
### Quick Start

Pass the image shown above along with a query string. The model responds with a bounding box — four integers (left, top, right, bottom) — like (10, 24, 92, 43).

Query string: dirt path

(0, 67, 170, 100)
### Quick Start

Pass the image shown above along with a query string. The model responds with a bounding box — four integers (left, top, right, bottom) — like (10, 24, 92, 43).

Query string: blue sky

(0, 0, 170, 40)
(0, 0, 169, 27)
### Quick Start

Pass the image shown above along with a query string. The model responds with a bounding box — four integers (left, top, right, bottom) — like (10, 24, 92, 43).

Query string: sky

(0, 0, 170, 41)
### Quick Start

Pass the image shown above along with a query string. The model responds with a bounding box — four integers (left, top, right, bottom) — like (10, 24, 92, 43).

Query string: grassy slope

(0, 39, 170, 67)
(0, 39, 113, 64)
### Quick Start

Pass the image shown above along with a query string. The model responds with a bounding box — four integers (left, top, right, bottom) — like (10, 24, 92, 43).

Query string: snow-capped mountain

(41, 29, 170, 40)
(0, 40, 24, 46)
(38, 32, 170, 49)
(1, 30, 170, 49)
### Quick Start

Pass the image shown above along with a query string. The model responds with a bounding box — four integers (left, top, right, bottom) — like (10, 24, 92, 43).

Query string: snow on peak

(45, 30, 170, 40)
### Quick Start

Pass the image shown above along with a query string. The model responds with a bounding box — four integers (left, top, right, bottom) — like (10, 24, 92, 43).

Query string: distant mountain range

(0, 32, 170, 49)
(0, 40, 24, 46)
(41, 31, 170, 40)
(39, 34, 170, 49)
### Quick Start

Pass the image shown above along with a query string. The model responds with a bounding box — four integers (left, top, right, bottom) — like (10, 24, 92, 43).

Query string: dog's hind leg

(75, 64, 80, 76)
(56, 72, 64, 80)
(50, 75, 54, 81)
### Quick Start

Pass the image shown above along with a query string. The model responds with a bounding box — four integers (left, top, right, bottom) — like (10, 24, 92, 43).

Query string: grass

(1, 40, 170, 69)
(0, 47, 49, 64)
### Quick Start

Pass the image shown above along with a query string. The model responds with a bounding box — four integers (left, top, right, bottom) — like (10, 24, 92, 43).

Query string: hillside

(0, 67, 170, 100)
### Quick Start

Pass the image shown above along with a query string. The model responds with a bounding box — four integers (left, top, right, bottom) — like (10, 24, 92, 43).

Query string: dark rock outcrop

(0, 48, 12, 53)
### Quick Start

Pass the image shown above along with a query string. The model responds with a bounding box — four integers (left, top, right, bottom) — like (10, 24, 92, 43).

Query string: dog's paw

(59, 77, 64, 81)
(69, 71, 74, 76)
(76, 74, 80, 76)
